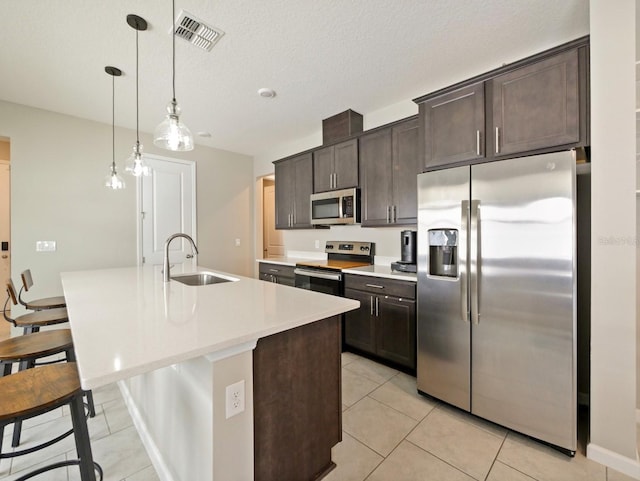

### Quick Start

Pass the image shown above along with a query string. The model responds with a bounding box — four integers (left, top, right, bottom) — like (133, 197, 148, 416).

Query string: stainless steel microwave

(310, 188, 360, 225)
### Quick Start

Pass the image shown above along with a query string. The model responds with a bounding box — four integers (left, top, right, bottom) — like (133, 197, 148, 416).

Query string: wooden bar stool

(3, 283, 95, 446)
(0, 328, 76, 448)
(0, 363, 102, 481)
(4, 279, 68, 335)
(19, 269, 66, 311)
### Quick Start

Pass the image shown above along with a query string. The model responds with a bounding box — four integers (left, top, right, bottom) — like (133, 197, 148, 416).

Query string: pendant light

(125, 14, 150, 177)
(153, 0, 194, 151)
(104, 66, 126, 189)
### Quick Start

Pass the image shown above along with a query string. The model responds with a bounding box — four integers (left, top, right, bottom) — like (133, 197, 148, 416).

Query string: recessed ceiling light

(258, 88, 276, 99)
(196, 131, 211, 138)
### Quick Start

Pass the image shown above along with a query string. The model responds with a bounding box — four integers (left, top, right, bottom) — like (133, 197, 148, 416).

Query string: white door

(0, 160, 9, 283)
(140, 155, 196, 265)
(263, 183, 284, 258)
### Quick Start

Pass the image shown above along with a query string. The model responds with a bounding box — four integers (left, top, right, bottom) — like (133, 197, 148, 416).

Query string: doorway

(262, 177, 284, 258)
(138, 154, 197, 266)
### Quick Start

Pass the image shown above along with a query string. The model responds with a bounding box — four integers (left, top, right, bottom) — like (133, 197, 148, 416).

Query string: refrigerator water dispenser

(428, 229, 458, 278)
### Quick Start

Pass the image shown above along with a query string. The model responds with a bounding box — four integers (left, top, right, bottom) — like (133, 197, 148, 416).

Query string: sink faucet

(164, 233, 199, 282)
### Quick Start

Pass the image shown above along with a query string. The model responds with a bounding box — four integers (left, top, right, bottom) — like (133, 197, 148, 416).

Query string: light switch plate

(36, 241, 56, 252)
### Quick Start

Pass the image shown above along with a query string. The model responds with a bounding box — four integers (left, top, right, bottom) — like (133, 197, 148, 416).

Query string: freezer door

(417, 166, 471, 411)
(470, 151, 576, 452)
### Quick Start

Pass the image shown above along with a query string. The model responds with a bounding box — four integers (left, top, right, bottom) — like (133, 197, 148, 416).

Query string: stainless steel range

(294, 241, 375, 296)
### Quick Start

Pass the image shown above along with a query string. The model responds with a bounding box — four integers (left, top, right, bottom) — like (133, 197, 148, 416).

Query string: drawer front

(259, 263, 296, 279)
(344, 274, 415, 299)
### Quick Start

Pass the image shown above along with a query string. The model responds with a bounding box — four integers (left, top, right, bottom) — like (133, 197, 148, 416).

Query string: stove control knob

(360, 246, 369, 251)
(326, 244, 334, 250)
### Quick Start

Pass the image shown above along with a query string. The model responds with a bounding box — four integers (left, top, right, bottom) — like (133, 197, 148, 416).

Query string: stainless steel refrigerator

(417, 150, 577, 454)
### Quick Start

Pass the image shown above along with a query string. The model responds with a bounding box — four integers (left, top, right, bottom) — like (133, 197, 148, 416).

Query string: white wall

(0, 100, 255, 306)
(587, 0, 638, 475)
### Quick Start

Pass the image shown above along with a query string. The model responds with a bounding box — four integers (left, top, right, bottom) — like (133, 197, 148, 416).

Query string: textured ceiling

(0, 0, 589, 157)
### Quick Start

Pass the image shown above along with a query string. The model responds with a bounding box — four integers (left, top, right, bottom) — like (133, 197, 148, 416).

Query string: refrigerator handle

(460, 200, 469, 322)
(470, 200, 480, 324)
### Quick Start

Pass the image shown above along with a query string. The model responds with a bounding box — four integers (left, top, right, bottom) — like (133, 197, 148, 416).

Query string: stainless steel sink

(170, 272, 237, 286)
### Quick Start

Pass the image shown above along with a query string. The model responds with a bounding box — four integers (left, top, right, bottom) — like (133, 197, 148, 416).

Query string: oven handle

(294, 268, 342, 282)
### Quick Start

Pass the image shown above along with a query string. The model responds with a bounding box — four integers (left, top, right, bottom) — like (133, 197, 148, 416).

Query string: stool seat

(12, 307, 69, 330)
(23, 295, 66, 311)
(0, 329, 73, 362)
(0, 363, 80, 422)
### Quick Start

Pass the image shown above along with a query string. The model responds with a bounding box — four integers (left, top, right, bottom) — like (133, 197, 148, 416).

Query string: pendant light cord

(172, 0, 176, 102)
(112, 73, 115, 168)
(136, 27, 140, 145)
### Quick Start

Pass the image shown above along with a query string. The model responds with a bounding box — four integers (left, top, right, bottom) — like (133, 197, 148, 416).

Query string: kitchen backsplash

(282, 225, 415, 260)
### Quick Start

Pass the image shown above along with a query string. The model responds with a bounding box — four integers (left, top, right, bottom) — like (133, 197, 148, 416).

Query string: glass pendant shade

(105, 165, 126, 189)
(125, 141, 150, 177)
(154, 99, 194, 151)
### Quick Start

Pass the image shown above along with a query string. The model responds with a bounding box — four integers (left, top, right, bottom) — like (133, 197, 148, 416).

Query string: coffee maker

(391, 230, 417, 273)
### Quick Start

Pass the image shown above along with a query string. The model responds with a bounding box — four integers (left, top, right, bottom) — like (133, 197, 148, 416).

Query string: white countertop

(61, 264, 359, 390)
(342, 265, 417, 282)
(257, 257, 417, 282)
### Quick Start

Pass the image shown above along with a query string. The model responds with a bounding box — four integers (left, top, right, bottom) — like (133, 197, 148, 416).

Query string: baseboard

(587, 442, 640, 480)
(118, 381, 176, 481)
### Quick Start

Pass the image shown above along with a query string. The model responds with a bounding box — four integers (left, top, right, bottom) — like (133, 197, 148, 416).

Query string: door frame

(0, 159, 10, 287)
(136, 153, 197, 266)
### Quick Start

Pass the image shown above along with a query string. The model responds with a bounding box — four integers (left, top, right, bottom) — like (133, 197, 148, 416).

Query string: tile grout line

(481, 432, 508, 481)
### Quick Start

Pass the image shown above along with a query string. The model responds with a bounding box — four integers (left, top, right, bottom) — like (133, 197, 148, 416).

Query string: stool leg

(85, 390, 96, 418)
(69, 393, 97, 481)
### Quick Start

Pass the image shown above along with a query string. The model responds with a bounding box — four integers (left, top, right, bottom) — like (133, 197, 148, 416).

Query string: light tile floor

(0, 351, 636, 481)
(329, 352, 636, 481)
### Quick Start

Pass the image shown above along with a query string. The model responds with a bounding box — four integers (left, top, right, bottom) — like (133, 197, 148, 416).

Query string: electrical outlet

(235, 238, 241, 247)
(225, 380, 245, 419)
(314, 240, 320, 249)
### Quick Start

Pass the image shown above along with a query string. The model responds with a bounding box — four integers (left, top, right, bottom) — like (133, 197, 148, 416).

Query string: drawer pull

(365, 284, 384, 289)
(269, 269, 279, 273)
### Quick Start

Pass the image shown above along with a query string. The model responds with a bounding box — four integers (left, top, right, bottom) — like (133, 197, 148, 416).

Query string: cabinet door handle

(476, 130, 481, 156)
(365, 284, 384, 289)
(386, 205, 390, 223)
(370, 296, 374, 316)
(392, 205, 397, 223)
(375, 296, 379, 316)
(495, 127, 500, 154)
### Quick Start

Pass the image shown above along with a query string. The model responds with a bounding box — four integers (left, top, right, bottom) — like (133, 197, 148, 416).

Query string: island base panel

(253, 315, 342, 481)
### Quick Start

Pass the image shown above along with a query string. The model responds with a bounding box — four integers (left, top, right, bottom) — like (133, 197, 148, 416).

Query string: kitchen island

(61, 264, 359, 481)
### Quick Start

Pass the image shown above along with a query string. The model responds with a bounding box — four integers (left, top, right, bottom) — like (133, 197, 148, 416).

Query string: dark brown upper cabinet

(313, 139, 358, 193)
(414, 36, 589, 171)
(274, 153, 313, 229)
(360, 117, 419, 227)
(491, 48, 580, 157)
(420, 83, 485, 170)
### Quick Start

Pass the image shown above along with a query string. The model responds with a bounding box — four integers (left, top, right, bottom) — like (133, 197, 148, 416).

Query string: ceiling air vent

(174, 10, 224, 52)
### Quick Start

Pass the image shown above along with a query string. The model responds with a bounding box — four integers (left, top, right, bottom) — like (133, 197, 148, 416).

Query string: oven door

(294, 268, 342, 296)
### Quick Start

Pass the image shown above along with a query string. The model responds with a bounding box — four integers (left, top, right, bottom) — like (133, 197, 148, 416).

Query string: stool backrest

(3, 279, 18, 325)
(21, 269, 34, 292)
(5, 279, 18, 306)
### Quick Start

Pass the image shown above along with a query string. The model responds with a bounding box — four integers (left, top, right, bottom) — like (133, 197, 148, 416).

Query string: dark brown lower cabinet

(258, 262, 295, 286)
(343, 275, 416, 370)
(253, 315, 341, 481)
